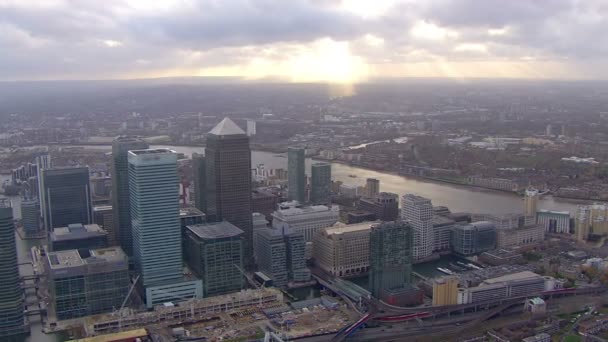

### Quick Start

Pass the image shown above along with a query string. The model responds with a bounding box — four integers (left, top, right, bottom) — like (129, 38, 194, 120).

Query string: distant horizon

(3, 75, 608, 85)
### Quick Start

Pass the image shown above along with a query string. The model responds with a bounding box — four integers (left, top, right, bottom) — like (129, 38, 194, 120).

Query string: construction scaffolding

(86, 288, 284, 335)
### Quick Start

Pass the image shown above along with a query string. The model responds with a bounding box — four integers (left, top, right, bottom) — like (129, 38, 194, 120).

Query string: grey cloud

(420, 0, 573, 28)
(0, 0, 608, 80)
(124, 0, 368, 49)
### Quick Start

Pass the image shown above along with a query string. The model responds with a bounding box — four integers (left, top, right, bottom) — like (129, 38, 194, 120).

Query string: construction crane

(113, 275, 139, 332)
(119, 275, 140, 313)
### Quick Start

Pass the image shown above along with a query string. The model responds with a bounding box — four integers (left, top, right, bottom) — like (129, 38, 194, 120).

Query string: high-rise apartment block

(288, 147, 306, 203)
(524, 189, 539, 218)
(369, 221, 414, 305)
(359, 192, 399, 221)
(271, 202, 339, 242)
(205, 118, 253, 261)
(128, 148, 202, 308)
(0, 201, 26, 341)
(41, 167, 92, 233)
(575, 204, 608, 242)
(185, 222, 244, 297)
(432, 277, 459, 306)
(576, 206, 591, 242)
(365, 178, 380, 198)
(310, 162, 331, 205)
(111, 136, 148, 256)
(401, 194, 434, 261)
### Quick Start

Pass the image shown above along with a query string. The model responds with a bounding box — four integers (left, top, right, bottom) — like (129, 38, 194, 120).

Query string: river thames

(1, 145, 600, 341)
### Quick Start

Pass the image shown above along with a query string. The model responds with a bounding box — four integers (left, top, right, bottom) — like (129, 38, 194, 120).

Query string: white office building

(536, 210, 570, 234)
(271, 202, 339, 242)
(457, 271, 553, 305)
(401, 194, 434, 261)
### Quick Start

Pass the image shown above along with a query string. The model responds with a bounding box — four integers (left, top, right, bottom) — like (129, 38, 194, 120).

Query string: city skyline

(2, 2, 608, 336)
(1, 1, 608, 82)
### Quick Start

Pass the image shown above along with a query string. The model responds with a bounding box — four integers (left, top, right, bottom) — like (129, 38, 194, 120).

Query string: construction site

(46, 286, 355, 341)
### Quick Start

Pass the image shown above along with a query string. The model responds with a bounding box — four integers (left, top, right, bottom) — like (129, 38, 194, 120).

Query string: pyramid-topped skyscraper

(209, 117, 247, 135)
(205, 118, 254, 264)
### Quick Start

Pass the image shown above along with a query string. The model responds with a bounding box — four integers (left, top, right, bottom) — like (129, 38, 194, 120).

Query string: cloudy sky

(1, 0, 608, 82)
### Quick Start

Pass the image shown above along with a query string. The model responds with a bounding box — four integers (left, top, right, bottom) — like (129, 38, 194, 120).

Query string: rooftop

(47, 249, 84, 269)
(482, 271, 542, 285)
(274, 204, 336, 217)
(209, 117, 246, 136)
(187, 221, 244, 240)
(51, 223, 107, 242)
(47, 247, 127, 270)
(433, 215, 456, 226)
(402, 194, 432, 203)
(537, 209, 570, 215)
(128, 148, 174, 155)
(114, 135, 146, 143)
(179, 207, 205, 218)
(325, 222, 376, 236)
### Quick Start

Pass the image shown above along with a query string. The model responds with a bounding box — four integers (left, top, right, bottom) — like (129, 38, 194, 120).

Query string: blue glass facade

(0, 202, 26, 340)
(128, 149, 183, 287)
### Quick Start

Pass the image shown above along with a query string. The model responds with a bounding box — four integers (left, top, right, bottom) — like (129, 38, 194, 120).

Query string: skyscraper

(288, 147, 306, 203)
(524, 189, 539, 218)
(369, 221, 413, 305)
(129, 148, 182, 285)
(111, 136, 148, 256)
(40, 167, 92, 233)
(129, 148, 202, 308)
(0, 200, 26, 341)
(35, 152, 51, 213)
(401, 194, 434, 261)
(205, 118, 253, 261)
(310, 162, 331, 205)
(576, 206, 591, 242)
(365, 178, 380, 198)
(192, 152, 206, 213)
(21, 199, 39, 236)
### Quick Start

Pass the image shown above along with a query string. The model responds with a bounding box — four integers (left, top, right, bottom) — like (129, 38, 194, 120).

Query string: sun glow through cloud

(1, 0, 607, 81)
